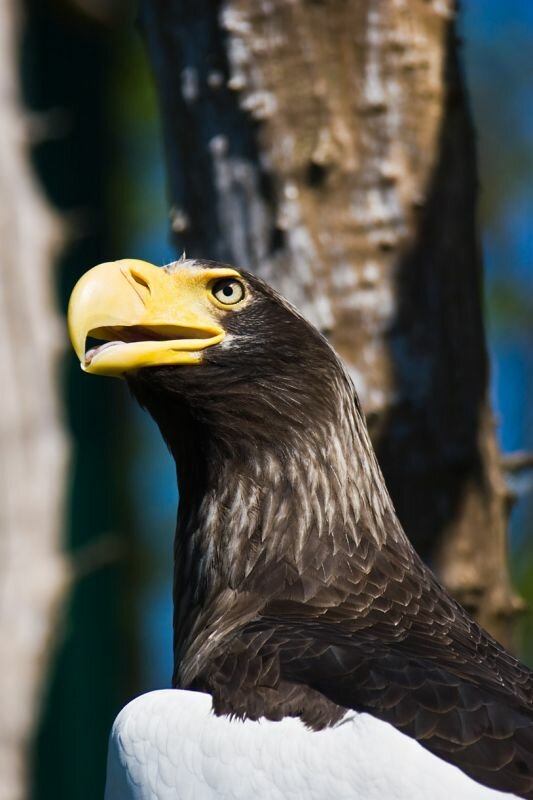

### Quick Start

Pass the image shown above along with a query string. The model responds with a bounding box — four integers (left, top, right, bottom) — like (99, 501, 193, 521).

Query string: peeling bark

(141, 0, 521, 646)
(0, 3, 69, 798)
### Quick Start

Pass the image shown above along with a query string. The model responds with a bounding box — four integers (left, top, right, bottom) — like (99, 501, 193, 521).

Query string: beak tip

(71, 338, 86, 365)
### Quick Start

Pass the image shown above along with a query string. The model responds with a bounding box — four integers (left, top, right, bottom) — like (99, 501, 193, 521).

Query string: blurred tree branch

(0, 3, 69, 798)
(140, 0, 522, 647)
(502, 452, 533, 475)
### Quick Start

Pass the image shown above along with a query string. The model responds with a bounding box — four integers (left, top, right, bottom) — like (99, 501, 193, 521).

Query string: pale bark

(0, 3, 69, 798)
(141, 0, 521, 646)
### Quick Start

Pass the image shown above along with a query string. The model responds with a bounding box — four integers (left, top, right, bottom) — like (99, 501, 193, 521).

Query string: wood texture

(140, 0, 521, 645)
(0, 3, 68, 798)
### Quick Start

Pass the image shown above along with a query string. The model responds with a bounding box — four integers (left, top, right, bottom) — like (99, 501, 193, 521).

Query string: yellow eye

(211, 278, 245, 306)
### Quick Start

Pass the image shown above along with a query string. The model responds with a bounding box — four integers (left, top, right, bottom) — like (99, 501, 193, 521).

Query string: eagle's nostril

(123, 266, 152, 305)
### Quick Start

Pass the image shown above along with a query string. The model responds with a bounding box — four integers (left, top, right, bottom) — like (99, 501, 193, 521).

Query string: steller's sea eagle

(68, 258, 532, 799)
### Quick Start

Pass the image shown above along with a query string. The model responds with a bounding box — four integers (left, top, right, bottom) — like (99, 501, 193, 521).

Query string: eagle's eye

(211, 278, 245, 306)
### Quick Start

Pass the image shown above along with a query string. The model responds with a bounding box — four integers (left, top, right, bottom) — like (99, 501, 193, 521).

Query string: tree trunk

(0, 3, 69, 798)
(140, 0, 522, 647)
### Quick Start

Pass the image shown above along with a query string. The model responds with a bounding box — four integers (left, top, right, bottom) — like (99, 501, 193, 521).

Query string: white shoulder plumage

(105, 690, 518, 800)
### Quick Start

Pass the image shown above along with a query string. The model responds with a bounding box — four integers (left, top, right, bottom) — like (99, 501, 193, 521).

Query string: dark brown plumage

(129, 260, 533, 799)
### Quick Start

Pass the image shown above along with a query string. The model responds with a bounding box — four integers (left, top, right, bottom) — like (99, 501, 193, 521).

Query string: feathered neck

(131, 359, 401, 673)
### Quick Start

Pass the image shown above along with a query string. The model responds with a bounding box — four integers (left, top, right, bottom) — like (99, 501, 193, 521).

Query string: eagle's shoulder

(105, 689, 518, 800)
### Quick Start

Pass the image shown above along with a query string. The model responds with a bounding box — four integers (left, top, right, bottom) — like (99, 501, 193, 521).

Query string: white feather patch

(105, 690, 518, 800)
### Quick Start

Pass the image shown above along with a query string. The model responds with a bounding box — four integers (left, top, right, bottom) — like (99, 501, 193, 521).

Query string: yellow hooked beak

(67, 259, 240, 376)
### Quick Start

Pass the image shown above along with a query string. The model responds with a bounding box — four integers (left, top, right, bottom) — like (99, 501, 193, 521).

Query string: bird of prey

(68, 258, 533, 799)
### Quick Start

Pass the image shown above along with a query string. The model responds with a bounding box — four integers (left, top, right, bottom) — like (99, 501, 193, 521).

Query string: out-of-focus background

(6, 0, 533, 797)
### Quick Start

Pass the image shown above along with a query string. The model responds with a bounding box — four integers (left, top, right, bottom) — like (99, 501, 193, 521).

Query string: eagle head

(68, 258, 346, 454)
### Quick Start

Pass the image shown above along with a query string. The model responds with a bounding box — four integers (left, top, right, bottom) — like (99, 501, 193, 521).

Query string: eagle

(68, 258, 532, 799)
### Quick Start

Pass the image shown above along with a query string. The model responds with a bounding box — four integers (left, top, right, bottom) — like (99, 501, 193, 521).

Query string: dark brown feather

(130, 260, 533, 799)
